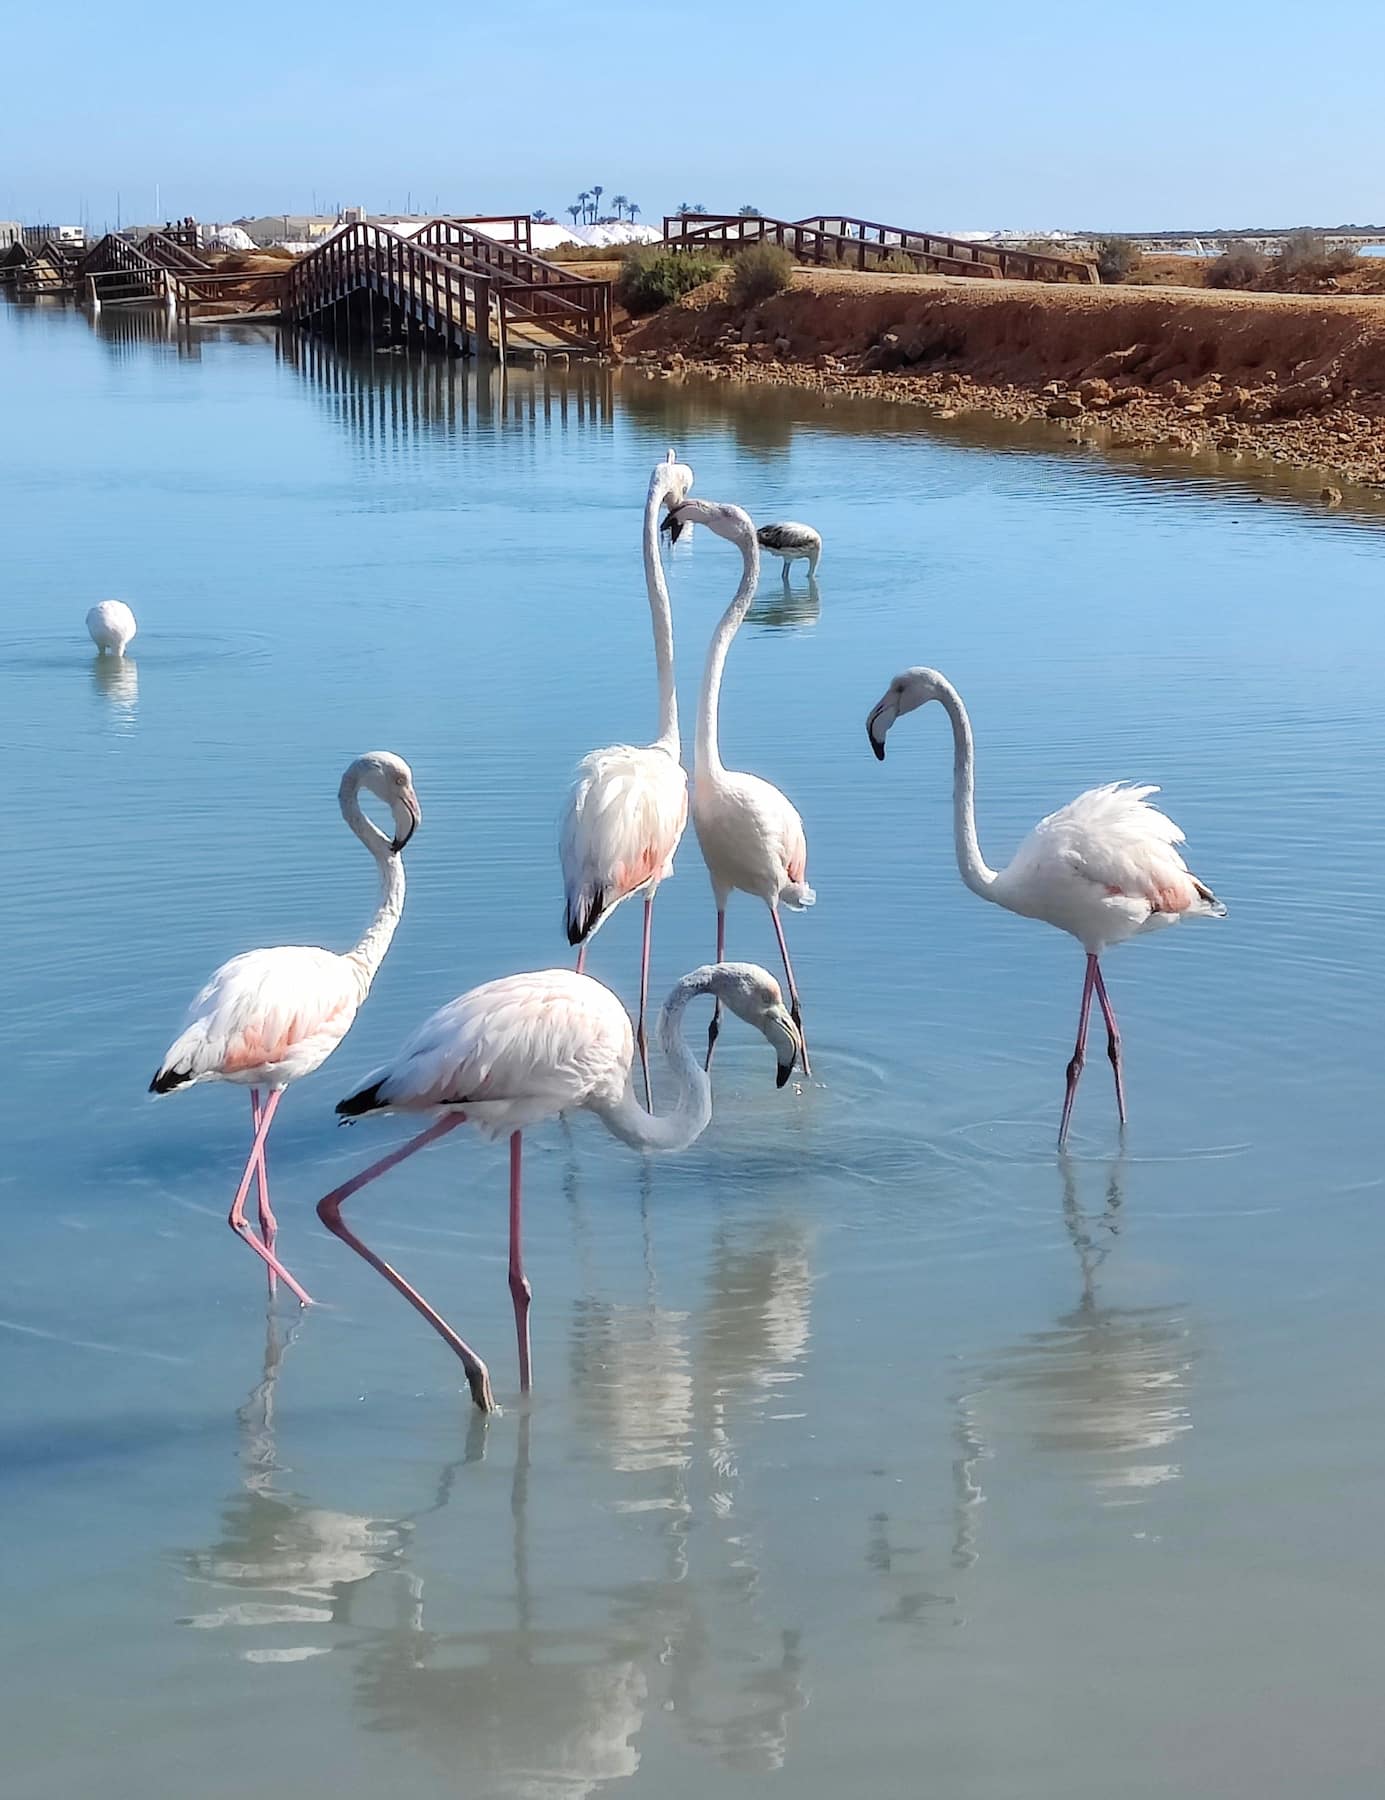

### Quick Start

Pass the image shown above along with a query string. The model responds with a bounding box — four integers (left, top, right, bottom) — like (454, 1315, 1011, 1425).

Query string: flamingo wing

(152, 946, 363, 1091)
(338, 969, 634, 1137)
(559, 744, 689, 943)
(1008, 783, 1223, 919)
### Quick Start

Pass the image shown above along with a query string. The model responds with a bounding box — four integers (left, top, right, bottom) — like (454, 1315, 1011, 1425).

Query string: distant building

(0, 222, 20, 250)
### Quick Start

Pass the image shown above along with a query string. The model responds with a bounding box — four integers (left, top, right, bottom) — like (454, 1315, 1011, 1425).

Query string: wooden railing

(662, 212, 1098, 284)
(411, 218, 613, 348)
(282, 221, 495, 355)
(139, 230, 211, 274)
(798, 214, 1097, 283)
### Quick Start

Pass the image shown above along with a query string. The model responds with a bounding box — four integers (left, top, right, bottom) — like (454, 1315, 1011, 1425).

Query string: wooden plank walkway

(662, 212, 1099, 284)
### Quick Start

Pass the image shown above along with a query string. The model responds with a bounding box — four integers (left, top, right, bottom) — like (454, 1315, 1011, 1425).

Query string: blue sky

(3, 0, 1382, 231)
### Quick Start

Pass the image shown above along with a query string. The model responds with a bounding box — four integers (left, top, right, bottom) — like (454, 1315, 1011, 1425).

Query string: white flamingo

(662, 499, 815, 1075)
(86, 600, 137, 656)
(151, 753, 422, 1302)
(560, 451, 694, 1106)
(866, 667, 1226, 1143)
(756, 523, 821, 583)
(320, 962, 803, 1412)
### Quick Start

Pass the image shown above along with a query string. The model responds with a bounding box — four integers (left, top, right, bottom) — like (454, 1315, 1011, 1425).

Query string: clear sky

(3, 0, 1382, 232)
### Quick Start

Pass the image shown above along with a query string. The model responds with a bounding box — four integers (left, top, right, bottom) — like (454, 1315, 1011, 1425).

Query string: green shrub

(1094, 235, 1140, 283)
(1206, 245, 1268, 289)
(875, 250, 923, 274)
(728, 242, 795, 307)
(615, 246, 722, 315)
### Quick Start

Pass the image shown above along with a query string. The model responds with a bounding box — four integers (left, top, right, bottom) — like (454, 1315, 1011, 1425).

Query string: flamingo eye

(395, 774, 407, 787)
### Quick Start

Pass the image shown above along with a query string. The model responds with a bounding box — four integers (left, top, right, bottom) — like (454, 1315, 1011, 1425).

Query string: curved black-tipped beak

(660, 511, 685, 544)
(390, 791, 421, 854)
(866, 705, 887, 761)
(776, 1059, 794, 1089)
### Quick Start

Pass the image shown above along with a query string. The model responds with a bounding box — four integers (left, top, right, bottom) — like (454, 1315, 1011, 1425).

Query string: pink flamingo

(660, 498, 815, 1076)
(560, 451, 694, 1106)
(866, 667, 1226, 1144)
(320, 961, 802, 1412)
(150, 753, 422, 1302)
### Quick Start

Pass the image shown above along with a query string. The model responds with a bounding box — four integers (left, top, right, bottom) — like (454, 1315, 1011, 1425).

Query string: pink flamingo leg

(769, 904, 812, 1079)
(1091, 960, 1127, 1127)
(508, 1132, 532, 1393)
(1058, 955, 1098, 1148)
(636, 894, 655, 1110)
(314, 1115, 496, 1413)
(227, 1089, 314, 1307)
(249, 1089, 278, 1298)
(705, 907, 727, 1071)
(575, 943, 587, 975)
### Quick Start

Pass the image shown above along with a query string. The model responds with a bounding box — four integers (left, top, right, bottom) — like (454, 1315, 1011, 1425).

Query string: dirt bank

(621, 269, 1385, 488)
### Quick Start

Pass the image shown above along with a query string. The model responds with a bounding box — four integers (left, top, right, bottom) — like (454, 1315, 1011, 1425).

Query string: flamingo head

(660, 498, 753, 550)
(866, 667, 946, 761)
(704, 962, 802, 1087)
(345, 751, 421, 853)
(652, 451, 695, 538)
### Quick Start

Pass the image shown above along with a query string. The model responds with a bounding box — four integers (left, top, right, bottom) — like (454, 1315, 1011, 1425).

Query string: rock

(1042, 380, 1064, 396)
(1045, 394, 1084, 418)
(774, 336, 792, 355)
(1320, 486, 1344, 507)
(1078, 378, 1113, 404)
(1080, 345, 1145, 380)
(935, 408, 957, 420)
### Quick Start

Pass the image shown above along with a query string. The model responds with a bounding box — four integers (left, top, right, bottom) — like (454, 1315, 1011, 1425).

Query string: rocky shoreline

(620, 272, 1385, 494)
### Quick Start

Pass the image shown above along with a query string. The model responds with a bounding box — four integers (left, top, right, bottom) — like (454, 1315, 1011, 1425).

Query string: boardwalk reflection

(278, 332, 615, 454)
(982, 1159, 1198, 1503)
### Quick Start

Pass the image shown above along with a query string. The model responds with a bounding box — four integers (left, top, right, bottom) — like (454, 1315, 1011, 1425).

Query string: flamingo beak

(866, 700, 891, 761)
(391, 788, 421, 854)
(772, 1011, 802, 1088)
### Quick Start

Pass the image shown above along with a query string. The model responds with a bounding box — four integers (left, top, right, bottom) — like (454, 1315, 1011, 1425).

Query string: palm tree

(676, 201, 694, 217)
(738, 203, 762, 216)
(627, 202, 640, 226)
(591, 184, 604, 220)
(691, 203, 708, 215)
(532, 209, 554, 222)
(568, 203, 582, 228)
(577, 191, 590, 224)
(611, 194, 628, 222)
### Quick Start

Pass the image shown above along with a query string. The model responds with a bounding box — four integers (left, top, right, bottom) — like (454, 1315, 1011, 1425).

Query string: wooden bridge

(281, 219, 614, 357)
(662, 212, 1099, 284)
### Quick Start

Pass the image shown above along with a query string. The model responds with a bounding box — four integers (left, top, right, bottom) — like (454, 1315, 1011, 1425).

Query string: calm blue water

(3, 297, 1385, 1799)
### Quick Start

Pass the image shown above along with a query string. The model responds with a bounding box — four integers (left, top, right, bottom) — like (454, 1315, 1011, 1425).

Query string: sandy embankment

(620, 269, 1385, 488)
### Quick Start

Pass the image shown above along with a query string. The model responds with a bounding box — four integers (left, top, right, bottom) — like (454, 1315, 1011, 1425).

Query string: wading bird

(321, 962, 802, 1412)
(560, 451, 694, 1106)
(866, 667, 1225, 1144)
(756, 523, 821, 583)
(150, 753, 422, 1302)
(86, 600, 137, 656)
(662, 499, 815, 1075)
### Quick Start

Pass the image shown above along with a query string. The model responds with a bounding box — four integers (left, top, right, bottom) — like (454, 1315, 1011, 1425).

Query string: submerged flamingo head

(704, 962, 802, 1087)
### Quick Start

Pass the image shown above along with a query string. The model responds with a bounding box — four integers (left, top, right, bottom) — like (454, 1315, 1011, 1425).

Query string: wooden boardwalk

(662, 212, 1099, 284)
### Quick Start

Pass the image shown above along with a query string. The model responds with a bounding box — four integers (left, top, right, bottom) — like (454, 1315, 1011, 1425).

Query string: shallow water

(3, 297, 1384, 1799)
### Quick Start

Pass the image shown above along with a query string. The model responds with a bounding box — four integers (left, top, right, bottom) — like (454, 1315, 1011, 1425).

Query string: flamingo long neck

(340, 784, 406, 989)
(594, 973, 714, 1152)
(935, 677, 1000, 901)
(643, 480, 680, 757)
(695, 526, 759, 783)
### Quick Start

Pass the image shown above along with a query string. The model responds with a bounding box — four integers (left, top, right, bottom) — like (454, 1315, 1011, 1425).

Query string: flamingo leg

(226, 1090, 314, 1307)
(315, 1115, 495, 1413)
(249, 1089, 277, 1299)
(705, 907, 726, 1071)
(575, 943, 587, 976)
(508, 1132, 532, 1393)
(636, 894, 654, 1110)
(1058, 956, 1098, 1148)
(770, 904, 812, 1079)
(1091, 960, 1127, 1127)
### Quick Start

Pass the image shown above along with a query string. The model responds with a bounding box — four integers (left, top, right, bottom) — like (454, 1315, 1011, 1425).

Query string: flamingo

(150, 752, 422, 1303)
(756, 523, 821, 584)
(87, 600, 137, 656)
(866, 667, 1226, 1144)
(560, 450, 694, 1107)
(319, 962, 803, 1413)
(661, 499, 815, 1076)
